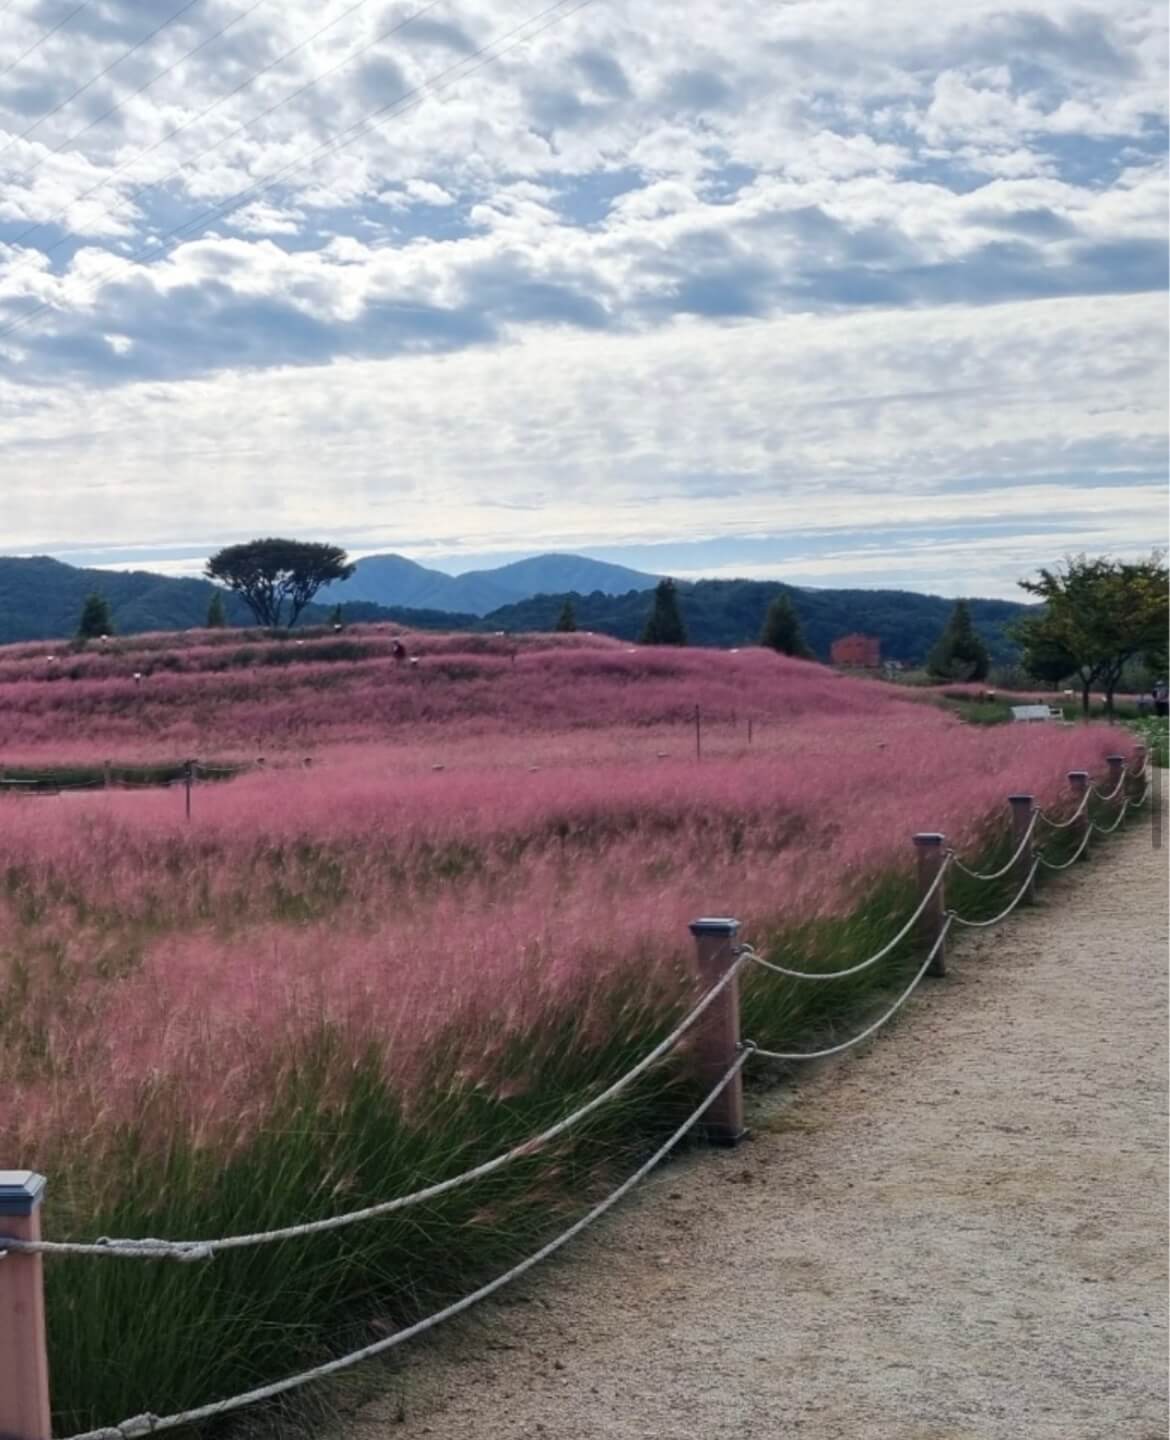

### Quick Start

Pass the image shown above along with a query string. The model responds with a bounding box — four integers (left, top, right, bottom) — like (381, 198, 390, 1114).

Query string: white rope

(1090, 798, 1131, 835)
(1036, 826, 1093, 871)
(949, 809, 1039, 883)
(949, 858, 1040, 929)
(1091, 773, 1127, 803)
(738, 855, 952, 981)
(742, 916, 951, 1063)
(1035, 788, 1091, 830)
(5, 957, 746, 1262)
(60, 1054, 750, 1440)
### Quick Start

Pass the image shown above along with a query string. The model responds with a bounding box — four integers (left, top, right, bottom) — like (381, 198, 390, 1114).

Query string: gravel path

(342, 825, 1168, 1440)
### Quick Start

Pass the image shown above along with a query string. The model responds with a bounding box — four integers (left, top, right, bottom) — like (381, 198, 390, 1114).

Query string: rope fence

(0, 744, 1154, 1440)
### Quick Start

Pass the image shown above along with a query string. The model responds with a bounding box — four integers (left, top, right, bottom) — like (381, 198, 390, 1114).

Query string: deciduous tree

(1015, 552, 1168, 716)
(205, 539, 355, 629)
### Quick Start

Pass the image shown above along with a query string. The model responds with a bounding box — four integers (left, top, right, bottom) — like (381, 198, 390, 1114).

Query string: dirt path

(342, 826, 1168, 1440)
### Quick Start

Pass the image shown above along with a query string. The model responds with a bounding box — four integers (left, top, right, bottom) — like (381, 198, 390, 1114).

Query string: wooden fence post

(1133, 742, 1147, 774)
(912, 833, 947, 976)
(1068, 770, 1090, 855)
(1008, 794, 1036, 903)
(0, 1171, 52, 1440)
(688, 918, 745, 1145)
(1106, 755, 1125, 792)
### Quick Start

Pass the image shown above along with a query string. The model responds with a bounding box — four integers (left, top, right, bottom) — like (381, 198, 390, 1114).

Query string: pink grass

(0, 631, 1134, 1169)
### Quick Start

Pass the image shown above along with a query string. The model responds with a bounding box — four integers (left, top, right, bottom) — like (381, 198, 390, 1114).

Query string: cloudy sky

(0, 0, 1166, 598)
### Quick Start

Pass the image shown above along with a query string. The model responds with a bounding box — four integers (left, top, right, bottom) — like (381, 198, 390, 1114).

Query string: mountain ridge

(0, 554, 1032, 662)
(321, 551, 659, 615)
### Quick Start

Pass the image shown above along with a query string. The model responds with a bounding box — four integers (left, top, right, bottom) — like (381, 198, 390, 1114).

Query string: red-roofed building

(831, 633, 881, 668)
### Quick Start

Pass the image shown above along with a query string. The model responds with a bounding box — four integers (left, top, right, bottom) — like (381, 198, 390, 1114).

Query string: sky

(0, 0, 1166, 599)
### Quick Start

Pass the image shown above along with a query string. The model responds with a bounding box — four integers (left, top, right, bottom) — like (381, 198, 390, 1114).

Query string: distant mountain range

(320, 552, 658, 615)
(0, 553, 1033, 663)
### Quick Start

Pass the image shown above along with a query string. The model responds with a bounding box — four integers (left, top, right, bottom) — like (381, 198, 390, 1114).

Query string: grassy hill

(483, 580, 1033, 663)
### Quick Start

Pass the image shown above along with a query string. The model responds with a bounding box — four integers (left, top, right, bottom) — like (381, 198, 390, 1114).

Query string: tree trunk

(1081, 678, 1092, 716)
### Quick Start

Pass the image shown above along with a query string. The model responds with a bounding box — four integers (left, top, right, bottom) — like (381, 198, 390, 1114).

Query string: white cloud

(0, 0, 1164, 592)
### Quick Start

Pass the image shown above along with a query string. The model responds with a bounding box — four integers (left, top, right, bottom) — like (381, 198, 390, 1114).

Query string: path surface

(342, 826, 1168, 1440)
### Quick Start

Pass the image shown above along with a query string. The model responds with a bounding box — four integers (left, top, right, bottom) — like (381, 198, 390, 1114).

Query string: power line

(7, 0, 380, 245)
(22, 0, 448, 262)
(0, 1, 91, 83)
(0, 0, 596, 343)
(0, 0, 205, 161)
(3, 0, 268, 181)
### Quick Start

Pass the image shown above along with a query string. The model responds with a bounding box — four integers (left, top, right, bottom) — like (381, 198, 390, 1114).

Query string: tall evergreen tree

(77, 591, 113, 640)
(640, 578, 687, 646)
(926, 599, 990, 681)
(760, 593, 812, 657)
(555, 598, 577, 632)
(206, 590, 227, 628)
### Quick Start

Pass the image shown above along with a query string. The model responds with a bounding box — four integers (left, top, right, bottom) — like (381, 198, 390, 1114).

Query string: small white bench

(1010, 704, 1063, 723)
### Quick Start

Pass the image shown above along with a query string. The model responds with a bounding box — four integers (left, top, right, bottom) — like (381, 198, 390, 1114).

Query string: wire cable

(0, 0, 596, 342)
(0, 0, 204, 160)
(7, 0, 379, 240)
(3, 0, 268, 183)
(0, 0, 90, 83)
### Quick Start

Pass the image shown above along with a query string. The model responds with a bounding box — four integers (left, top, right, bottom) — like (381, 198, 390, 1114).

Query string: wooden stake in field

(0, 1171, 52, 1440)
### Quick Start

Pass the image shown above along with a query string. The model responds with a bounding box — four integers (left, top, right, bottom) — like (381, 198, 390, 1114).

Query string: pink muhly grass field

(0, 629, 1139, 1429)
(1, 634, 1126, 1165)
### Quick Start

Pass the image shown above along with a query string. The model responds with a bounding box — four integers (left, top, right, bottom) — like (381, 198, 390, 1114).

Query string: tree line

(547, 558, 1168, 716)
(71, 538, 1167, 716)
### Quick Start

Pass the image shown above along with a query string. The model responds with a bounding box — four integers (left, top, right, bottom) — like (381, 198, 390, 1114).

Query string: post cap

(1107, 754, 1125, 763)
(912, 832, 945, 846)
(0, 1171, 46, 1216)
(1067, 770, 1089, 781)
(1008, 793, 1034, 804)
(689, 917, 741, 936)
